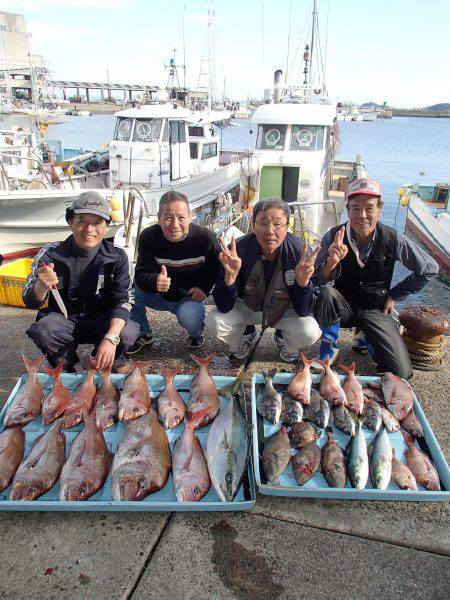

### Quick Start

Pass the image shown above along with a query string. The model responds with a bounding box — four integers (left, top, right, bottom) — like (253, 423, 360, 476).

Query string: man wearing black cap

(313, 177, 438, 378)
(22, 191, 139, 372)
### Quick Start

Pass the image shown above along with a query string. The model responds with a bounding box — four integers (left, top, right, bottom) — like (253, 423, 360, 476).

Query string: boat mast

(207, 0, 212, 111)
(309, 0, 317, 88)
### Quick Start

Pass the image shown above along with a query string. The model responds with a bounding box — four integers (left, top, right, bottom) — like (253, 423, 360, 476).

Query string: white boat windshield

(256, 125, 286, 150)
(290, 125, 324, 151)
(113, 117, 163, 142)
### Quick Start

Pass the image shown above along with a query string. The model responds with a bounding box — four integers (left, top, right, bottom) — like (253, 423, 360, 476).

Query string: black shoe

(111, 358, 131, 374)
(63, 349, 79, 373)
(187, 336, 204, 349)
(125, 332, 154, 355)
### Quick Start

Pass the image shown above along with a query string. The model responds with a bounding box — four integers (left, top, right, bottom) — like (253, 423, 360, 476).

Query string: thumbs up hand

(157, 264, 171, 293)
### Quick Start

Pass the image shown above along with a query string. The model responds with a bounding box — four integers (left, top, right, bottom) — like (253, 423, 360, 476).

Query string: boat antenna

(261, 1, 265, 99)
(182, 3, 186, 89)
(285, 0, 292, 85)
(208, 0, 212, 110)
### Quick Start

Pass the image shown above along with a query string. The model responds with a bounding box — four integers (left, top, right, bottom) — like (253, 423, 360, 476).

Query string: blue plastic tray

(251, 373, 450, 501)
(0, 373, 254, 511)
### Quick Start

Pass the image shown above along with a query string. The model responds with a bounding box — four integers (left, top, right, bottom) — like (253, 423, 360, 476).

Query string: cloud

(28, 21, 93, 39)
(6, 0, 131, 10)
(189, 13, 209, 23)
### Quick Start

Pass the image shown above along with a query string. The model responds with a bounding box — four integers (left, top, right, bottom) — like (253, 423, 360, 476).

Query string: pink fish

(118, 366, 152, 421)
(95, 367, 119, 431)
(188, 354, 220, 428)
(157, 368, 185, 429)
(42, 358, 72, 425)
(287, 353, 313, 405)
(4, 355, 44, 426)
(339, 362, 364, 414)
(0, 426, 25, 492)
(380, 372, 413, 421)
(400, 410, 424, 438)
(61, 357, 97, 429)
(318, 357, 347, 406)
(401, 431, 440, 491)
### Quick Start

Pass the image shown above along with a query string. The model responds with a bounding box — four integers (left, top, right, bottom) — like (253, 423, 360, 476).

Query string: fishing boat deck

(0, 303, 448, 599)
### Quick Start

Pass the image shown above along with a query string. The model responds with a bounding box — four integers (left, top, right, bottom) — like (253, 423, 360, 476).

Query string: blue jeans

(131, 284, 205, 339)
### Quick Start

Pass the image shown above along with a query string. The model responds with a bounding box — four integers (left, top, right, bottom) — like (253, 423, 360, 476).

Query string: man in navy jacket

(206, 198, 321, 362)
(22, 191, 139, 372)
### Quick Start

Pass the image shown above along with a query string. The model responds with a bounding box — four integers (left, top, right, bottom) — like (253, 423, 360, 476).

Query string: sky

(3, 0, 450, 107)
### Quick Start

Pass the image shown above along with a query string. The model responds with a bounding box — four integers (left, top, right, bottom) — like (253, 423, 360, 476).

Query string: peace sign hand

(218, 236, 242, 286)
(295, 244, 320, 288)
(326, 226, 348, 271)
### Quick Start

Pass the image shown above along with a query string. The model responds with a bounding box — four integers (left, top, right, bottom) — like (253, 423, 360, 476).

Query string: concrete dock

(0, 304, 448, 599)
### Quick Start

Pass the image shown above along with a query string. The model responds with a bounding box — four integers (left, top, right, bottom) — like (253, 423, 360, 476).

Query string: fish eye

(225, 472, 232, 483)
(138, 477, 147, 490)
(193, 487, 201, 496)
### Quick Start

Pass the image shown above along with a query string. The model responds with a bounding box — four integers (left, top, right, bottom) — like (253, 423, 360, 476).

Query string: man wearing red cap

(313, 177, 438, 378)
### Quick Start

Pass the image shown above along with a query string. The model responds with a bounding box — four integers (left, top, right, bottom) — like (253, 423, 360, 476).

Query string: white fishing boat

(236, 0, 367, 241)
(400, 183, 450, 275)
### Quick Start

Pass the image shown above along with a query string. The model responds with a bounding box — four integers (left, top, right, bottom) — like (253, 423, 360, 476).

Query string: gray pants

(314, 285, 413, 379)
(205, 298, 321, 354)
(26, 310, 140, 366)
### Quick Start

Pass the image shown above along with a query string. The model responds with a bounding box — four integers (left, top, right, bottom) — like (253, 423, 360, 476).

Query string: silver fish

(362, 397, 382, 432)
(206, 394, 249, 502)
(347, 419, 369, 489)
(257, 371, 282, 425)
(303, 389, 330, 428)
(380, 406, 401, 433)
(281, 394, 303, 425)
(369, 427, 392, 490)
(331, 405, 355, 436)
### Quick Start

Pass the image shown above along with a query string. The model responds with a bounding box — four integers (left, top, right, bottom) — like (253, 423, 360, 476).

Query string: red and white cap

(346, 177, 382, 200)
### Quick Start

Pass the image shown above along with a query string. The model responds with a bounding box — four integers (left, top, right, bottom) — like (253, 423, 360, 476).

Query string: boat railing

(119, 186, 150, 262)
(0, 151, 54, 189)
(287, 199, 339, 242)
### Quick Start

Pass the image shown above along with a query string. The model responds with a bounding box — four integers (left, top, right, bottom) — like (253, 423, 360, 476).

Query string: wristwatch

(104, 333, 120, 345)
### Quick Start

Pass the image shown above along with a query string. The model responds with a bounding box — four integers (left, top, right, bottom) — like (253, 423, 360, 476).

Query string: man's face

(347, 195, 381, 239)
(69, 213, 108, 249)
(158, 200, 190, 241)
(253, 208, 289, 256)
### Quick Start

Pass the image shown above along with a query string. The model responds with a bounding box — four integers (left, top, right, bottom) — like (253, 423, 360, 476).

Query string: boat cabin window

(189, 126, 204, 137)
(170, 121, 187, 144)
(290, 125, 324, 151)
(190, 142, 198, 159)
(162, 120, 170, 142)
(114, 117, 133, 141)
(256, 125, 286, 150)
(201, 142, 217, 160)
(132, 118, 162, 142)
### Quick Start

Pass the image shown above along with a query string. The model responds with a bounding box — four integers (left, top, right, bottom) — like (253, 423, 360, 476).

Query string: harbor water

(46, 115, 450, 311)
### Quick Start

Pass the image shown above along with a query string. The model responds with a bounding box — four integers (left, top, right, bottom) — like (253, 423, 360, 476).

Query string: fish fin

(339, 361, 355, 374)
(367, 382, 382, 390)
(401, 430, 414, 448)
(99, 366, 112, 379)
(44, 357, 64, 380)
(190, 353, 216, 367)
(22, 354, 44, 374)
(183, 448, 195, 471)
(222, 428, 230, 451)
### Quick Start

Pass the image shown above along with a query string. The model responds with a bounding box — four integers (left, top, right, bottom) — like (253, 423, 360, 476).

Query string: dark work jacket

(22, 236, 133, 321)
(330, 221, 397, 310)
(212, 232, 316, 322)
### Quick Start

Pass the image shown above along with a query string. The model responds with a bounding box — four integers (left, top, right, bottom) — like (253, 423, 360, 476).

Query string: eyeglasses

(73, 218, 107, 229)
(254, 220, 288, 231)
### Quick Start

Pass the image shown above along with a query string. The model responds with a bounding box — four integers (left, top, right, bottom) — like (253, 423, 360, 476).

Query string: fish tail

(162, 367, 179, 382)
(401, 430, 414, 448)
(301, 353, 313, 367)
(190, 353, 216, 367)
(339, 361, 355, 374)
(185, 407, 211, 430)
(392, 448, 396, 458)
(22, 354, 44, 375)
(316, 357, 330, 369)
(86, 355, 97, 373)
(44, 356, 64, 379)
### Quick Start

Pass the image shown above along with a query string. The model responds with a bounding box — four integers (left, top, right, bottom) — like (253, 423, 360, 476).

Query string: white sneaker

(230, 329, 258, 360)
(274, 333, 298, 363)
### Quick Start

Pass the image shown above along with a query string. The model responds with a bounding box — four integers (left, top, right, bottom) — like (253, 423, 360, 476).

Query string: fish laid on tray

(157, 368, 185, 429)
(206, 393, 249, 502)
(339, 362, 364, 414)
(369, 427, 392, 490)
(401, 432, 440, 491)
(362, 397, 382, 432)
(331, 405, 355, 436)
(172, 409, 211, 502)
(391, 448, 417, 490)
(188, 354, 220, 428)
(280, 395, 303, 425)
(318, 357, 347, 407)
(111, 409, 171, 500)
(257, 371, 282, 425)
(61, 357, 97, 429)
(118, 366, 152, 421)
(346, 419, 369, 489)
(262, 426, 291, 482)
(293, 441, 321, 486)
(400, 411, 424, 438)
(10, 419, 66, 500)
(42, 359, 72, 425)
(288, 421, 320, 449)
(4, 355, 44, 427)
(0, 427, 25, 492)
(287, 354, 313, 405)
(321, 428, 347, 488)
(95, 367, 119, 431)
(380, 372, 414, 421)
(303, 389, 330, 428)
(60, 409, 110, 501)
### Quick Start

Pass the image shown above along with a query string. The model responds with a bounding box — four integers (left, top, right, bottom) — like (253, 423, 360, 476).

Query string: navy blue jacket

(212, 232, 316, 316)
(22, 236, 133, 321)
